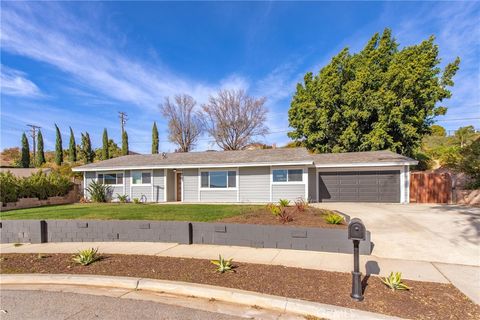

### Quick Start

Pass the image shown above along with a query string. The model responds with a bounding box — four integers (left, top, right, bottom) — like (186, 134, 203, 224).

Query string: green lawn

(0, 203, 262, 221)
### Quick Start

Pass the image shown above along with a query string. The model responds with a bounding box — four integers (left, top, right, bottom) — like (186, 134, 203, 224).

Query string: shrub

(116, 194, 128, 203)
(211, 255, 234, 273)
(278, 199, 290, 207)
(267, 203, 281, 216)
(133, 198, 140, 204)
(294, 197, 308, 212)
(0, 171, 73, 203)
(381, 272, 411, 291)
(278, 209, 293, 224)
(86, 181, 111, 202)
(72, 248, 101, 266)
(324, 212, 344, 224)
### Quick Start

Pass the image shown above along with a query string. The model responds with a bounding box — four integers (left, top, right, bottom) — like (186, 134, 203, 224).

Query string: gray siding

(152, 169, 165, 202)
(239, 166, 270, 202)
(200, 189, 237, 202)
(308, 167, 317, 202)
(272, 184, 306, 203)
(131, 186, 152, 202)
(124, 170, 131, 199)
(183, 168, 199, 202)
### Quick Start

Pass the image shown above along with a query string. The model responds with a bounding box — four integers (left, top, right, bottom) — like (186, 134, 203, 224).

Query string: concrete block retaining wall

(0, 220, 372, 255)
(192, 222, 371, 254)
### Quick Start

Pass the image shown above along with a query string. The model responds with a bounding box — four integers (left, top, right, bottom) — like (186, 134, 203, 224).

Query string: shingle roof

(72, 148, 417, 171)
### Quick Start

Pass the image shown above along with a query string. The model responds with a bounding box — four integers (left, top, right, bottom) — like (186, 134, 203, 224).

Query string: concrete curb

(0, 274, 402, 320)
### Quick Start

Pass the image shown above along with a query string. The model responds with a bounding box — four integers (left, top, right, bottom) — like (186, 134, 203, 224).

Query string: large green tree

(80, 132, 94, 164)
(152, 122, 159, 154)
(68, 127, 77, 162)
(288, 28, 460, 157)
(102, 128, 110, 160)
(122, 131, 129, 156)
(54, 124, 63, 165)
(21, 133, 30, 168)
(36, 130, 46, 166)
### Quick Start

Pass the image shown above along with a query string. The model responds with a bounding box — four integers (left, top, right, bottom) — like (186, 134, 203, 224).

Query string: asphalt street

(0, 290, 246, 320)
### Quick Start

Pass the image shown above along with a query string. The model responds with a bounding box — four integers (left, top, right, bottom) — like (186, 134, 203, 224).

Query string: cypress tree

(81, 132, 94, 164)
(152, 122, 159, 154)
(21, 133, 30, 168)
(122, 131, 129, 156)
(55, 124, 63, 165)
(68, 127, 77, 162)
(36, 130, 46, 166)
(102, 128, 109, 160)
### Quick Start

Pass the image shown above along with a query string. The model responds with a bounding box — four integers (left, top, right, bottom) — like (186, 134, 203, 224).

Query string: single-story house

(72, 148, 417, 204)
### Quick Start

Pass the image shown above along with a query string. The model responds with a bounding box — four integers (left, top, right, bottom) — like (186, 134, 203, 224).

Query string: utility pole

(118, 112, 128, 134)
(27, 124, 41, 164)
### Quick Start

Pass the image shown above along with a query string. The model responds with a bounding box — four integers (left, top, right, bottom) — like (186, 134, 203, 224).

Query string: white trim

(96, 171, 124, 186)
(130, 170, 153, 186)
(315, 161, 417, 168)
(181, 172, 184, 202)
(269, 166, 272, 202)
(163, 169, 167, 202)
(304, 166, 308, 201)
(315, 168, 319, 202)
(236, 167, 240, 202)
(271, 167, 305, 184)
(72, 161, 314, 172)
(83, 173, 87, 200)
(198, 169, 239, 190)
(197, 168, 200, 201)
(123, 170, 126, 196)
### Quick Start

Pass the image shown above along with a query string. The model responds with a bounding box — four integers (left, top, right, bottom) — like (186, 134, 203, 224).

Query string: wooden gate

(410, 172, 452, 203)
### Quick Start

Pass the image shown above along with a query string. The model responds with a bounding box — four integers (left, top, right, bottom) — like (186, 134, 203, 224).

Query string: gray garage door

(318, 170, 400, 203)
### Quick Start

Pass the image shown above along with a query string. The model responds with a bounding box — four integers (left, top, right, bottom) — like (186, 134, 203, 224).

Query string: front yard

(0, 203, 261, 222)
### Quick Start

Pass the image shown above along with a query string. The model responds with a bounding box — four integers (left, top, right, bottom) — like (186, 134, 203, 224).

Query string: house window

(132, 171, 151, 185)
(97, 173, 123, 185)
(272, 169, 303, 182)
(200, 171, 236, 188)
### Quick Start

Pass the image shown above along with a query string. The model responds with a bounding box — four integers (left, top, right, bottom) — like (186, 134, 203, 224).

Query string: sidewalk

(1, 242, 478, 304)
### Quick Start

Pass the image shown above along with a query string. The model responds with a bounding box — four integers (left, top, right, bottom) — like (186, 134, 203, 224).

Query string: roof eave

(72, 160, 314, 172)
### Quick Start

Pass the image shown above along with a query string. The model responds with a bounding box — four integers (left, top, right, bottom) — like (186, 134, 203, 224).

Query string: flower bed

(1, 253, 478, 320)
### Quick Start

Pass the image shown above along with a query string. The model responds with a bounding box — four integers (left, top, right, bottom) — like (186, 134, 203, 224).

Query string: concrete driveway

(315, 203, 480, 266)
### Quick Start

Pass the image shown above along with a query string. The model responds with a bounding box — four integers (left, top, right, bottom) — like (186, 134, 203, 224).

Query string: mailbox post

(348, 218, 366, 301)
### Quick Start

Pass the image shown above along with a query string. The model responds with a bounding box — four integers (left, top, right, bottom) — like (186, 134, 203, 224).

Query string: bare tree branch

(160, 94, 203, 152)
(202, 89, 269, 150)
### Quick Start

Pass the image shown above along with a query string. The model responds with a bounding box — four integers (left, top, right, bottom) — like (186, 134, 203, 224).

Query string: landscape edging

(0, 274, 401, 320)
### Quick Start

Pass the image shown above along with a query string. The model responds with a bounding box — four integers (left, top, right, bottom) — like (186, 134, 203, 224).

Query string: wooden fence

(410, 172, 452, 204)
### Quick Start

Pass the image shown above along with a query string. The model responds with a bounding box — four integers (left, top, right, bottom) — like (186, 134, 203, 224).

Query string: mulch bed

(220, 206, 346, 228)
(1, 253, 478, 319)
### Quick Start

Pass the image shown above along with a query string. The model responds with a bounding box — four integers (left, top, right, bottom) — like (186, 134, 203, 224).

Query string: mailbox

(348, 218, 366, 241)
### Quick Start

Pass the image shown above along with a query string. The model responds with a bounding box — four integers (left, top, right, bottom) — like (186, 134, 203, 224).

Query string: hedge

(0, 171, 74, 204)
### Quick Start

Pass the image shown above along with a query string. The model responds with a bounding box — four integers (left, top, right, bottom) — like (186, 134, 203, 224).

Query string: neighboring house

(0, 167, 52, 178)
(72, 148, 417, 204)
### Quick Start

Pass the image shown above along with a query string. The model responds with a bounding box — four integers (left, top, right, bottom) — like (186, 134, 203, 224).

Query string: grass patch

(0, 203, 261, 221)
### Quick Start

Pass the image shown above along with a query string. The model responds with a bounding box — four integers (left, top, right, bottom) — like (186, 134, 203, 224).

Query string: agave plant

(324, 212, 344, 225)
(86, 181, 111, 203)
(278, 199, 290, 207)
(72, 248, 101, 266)
(211, 255, 234, 273)
(381, 272, 411, 291)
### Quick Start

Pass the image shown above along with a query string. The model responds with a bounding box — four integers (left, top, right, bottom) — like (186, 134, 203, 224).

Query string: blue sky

(1, 1, 479, 153)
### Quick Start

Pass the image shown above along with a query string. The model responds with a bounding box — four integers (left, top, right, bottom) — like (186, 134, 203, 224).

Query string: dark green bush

(0, 171, 74, 203)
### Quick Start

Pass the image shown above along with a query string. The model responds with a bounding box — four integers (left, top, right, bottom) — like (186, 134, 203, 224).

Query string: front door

(176, 172, 182, 201)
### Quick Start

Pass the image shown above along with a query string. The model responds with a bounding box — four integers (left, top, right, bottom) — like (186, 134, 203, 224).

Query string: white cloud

(0, 65, 43, 97)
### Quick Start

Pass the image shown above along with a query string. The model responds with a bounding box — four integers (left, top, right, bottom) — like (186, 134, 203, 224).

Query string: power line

(26, 124, 41, 164)
(118, 111, 128, 134)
